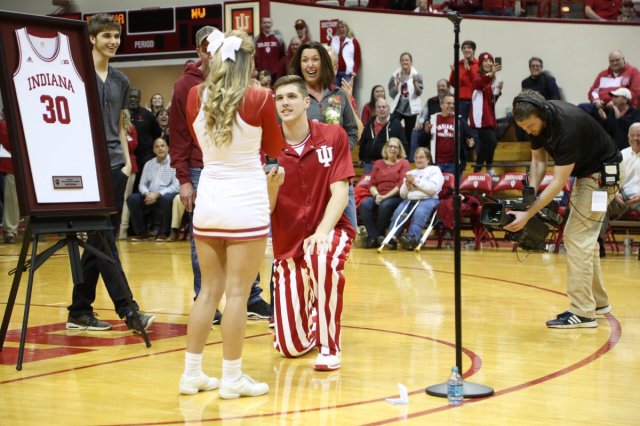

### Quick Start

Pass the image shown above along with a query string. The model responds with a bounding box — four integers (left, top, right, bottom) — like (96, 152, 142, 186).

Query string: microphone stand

(426, 11, 494, 400)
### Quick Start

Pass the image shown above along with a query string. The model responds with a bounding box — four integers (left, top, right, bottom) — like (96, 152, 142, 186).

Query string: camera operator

(508, 90, 621, 329)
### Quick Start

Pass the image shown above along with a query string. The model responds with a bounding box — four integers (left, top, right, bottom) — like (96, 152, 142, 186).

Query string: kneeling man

(267, 75, 355, 371)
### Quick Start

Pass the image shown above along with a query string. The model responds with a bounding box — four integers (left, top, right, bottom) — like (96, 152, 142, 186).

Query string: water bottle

(624, 238, 633, 256)
(447, 366, 463, 406)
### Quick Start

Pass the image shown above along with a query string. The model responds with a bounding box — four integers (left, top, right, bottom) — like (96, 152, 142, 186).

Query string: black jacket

(359, 117, 407, 162)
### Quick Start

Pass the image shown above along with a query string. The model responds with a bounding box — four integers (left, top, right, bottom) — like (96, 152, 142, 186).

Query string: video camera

(480, 186, 563, 252)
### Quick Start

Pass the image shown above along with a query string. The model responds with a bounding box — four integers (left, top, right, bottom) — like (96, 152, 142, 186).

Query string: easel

(0, 215, 151, 370)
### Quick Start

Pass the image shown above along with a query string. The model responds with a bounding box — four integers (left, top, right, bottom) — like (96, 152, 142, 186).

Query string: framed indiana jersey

(0, 11, 115, 217)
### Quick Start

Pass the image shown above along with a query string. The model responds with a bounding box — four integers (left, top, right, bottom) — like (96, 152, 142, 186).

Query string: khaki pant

(118, 173, 137, 239)
(3, 174, 20, 235)
(171, 194, 185, 230)
(563, 177, 614, 318)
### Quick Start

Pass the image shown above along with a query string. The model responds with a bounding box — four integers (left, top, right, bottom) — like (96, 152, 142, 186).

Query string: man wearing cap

(603, 87, 640, 150)
(580, 50, 640, 120)
(255, 17, 286, 81)
(169, 26, 273, 322)
(293, 19, 310, 44)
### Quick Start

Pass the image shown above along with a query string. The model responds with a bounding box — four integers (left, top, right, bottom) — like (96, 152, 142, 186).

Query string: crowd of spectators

(368, 0, 640, 21)
(2, 11, 638, 252)
(244, 15, 638, 248)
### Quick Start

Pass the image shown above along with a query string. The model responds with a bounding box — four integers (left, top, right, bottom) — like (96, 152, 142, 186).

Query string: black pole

(426, 11, 493, 400)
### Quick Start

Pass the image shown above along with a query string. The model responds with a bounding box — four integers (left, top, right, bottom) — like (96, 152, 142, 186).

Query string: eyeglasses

(529, 64, 542, 68)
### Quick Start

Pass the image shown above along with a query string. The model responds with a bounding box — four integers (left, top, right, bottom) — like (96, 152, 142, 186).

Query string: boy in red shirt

(267, 75, 355, 371)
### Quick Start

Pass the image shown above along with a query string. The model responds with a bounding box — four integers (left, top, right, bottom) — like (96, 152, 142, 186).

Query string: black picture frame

(0, 11, 115, 217)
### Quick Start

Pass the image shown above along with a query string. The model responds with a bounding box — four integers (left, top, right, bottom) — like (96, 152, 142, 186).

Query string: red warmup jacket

(449, 58, 479, 101)
(588, 63, 640, 108)
(169, 61, 205, 186)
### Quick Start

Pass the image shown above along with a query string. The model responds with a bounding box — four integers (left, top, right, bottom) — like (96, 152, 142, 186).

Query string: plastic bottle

(447, 366, 463, 406)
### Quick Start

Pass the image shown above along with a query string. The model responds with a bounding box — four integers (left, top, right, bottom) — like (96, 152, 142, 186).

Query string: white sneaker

(179, 373, 219, 395)
(219, 374, 269, 399)
(595, 305, 612, 315)
(314, 353, 341, 371)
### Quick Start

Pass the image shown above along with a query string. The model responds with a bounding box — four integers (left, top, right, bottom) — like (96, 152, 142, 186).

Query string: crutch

(377, 200, 421, 253)
(415, 209, 438, 252)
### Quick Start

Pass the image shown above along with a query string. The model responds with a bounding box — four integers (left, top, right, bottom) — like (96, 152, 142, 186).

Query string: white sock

(184, 352, 203, 378)
(221, 358, 242, 383)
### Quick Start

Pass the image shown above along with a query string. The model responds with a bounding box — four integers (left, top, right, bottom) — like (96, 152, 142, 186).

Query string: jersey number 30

(40, 95, 70, 124)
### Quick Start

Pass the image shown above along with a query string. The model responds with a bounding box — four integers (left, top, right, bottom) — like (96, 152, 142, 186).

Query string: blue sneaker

(546, 311, 596, 329)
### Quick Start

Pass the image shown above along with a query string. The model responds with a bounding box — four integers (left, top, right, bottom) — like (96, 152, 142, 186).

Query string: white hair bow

(206, 29, 242, 62)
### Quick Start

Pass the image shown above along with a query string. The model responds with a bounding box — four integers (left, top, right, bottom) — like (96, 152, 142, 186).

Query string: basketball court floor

(0, 237, 638, 425)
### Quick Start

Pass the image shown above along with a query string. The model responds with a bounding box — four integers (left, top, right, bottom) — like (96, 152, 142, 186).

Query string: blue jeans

(390, 198, 440, 240)
(344, 184, 358, 231)
(437, 162, 456, 175)
(409, 129, 427, 163)
(359, 196, 403, 240)
(189, 167, 263, 303)
(334, 71, 353, 87)
(127, 191, 176, 235)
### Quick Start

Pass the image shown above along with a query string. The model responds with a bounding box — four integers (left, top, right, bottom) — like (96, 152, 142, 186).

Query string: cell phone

(264, 156, 278, 173)
(495, 57, 502, 66)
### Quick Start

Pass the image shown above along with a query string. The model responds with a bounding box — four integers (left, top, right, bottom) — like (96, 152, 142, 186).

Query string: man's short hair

(195, 26, 216, 47)
(441, 93, 454, 104)
(274, 75, 308, 97)
(513, 90, 547, 122)
(528, 57, 544, 67)
(461, 40, 476, 51)
(88, 13, 121, 36)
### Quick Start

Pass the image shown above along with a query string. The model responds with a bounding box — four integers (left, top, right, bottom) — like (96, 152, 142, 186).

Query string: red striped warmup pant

(272, 228, 352, 358)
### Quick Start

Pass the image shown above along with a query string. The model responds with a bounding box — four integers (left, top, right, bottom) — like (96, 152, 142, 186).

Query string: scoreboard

(80, 5, 223, 58)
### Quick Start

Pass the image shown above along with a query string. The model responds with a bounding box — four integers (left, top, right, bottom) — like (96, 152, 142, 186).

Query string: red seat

(459, 172, 493, 196)
(492, 172, 527, 199)
(440, 172, 455, 196)
(437, 173, 496, 250)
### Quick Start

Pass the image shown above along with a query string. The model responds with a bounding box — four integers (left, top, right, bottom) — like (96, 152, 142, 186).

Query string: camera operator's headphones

(512, 95, 552, 122)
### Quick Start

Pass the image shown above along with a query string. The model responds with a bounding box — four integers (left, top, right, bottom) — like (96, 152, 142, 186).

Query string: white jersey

(13, 27, 99, 203)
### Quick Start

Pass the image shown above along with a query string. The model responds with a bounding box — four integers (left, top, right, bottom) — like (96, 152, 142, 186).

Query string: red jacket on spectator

(470, 73, 498, 129)
(169, 60, 205, 186)
(449, 58, 479, 101)
(0, 120, 12, 174)
(588, 62, 640, 108)
(585, 0, 622, 20)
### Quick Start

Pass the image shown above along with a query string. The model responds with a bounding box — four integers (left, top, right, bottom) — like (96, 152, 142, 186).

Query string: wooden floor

(0, 235, 638, 425)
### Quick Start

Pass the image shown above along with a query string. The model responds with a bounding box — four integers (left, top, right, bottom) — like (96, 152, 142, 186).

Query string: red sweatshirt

(169, 61, 205, 186)
(588, 62, 640, 108)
